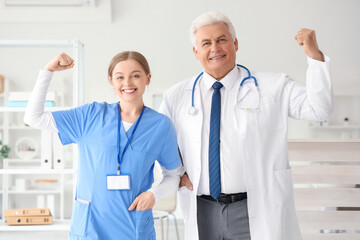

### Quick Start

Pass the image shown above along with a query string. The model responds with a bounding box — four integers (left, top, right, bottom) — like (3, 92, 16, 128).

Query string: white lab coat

(159, 56, 332, 240)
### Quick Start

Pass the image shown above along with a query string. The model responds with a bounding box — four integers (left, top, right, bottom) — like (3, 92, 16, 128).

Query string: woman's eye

(117, 76, 123, 80)
(133, 74, 140, 78)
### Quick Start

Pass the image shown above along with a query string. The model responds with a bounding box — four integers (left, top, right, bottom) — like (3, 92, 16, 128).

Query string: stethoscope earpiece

(188, 64, 258, 116)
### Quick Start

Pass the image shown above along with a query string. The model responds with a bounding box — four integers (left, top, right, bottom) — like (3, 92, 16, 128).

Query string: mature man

(159, 11, 332, 240)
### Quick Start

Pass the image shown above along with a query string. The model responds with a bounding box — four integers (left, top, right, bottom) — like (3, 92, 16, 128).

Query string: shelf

(288, 139, 360, 143)
(309, 125, 360, 130)
(0, 40, 79, 48)
(3, 158, 41, 163)
(7, 190, 61, 194)
(0, 219, 71, 231)
(0, 169, 74, 175)
(8, 126, 37, 130)
(0, 107, 71, 112)
(0, 39, 82, 225)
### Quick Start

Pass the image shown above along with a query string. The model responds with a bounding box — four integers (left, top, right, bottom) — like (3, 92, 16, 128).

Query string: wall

(0, 0, 359, 219)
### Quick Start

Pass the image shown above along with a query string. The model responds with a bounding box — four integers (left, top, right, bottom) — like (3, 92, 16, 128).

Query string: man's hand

(128, 191, 155, 211)
(179, 172, 193, 191)
(295, 28, 324, 62)
(45, 52, 74, 72)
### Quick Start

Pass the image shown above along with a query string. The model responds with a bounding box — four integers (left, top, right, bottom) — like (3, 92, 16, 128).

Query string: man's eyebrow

(200, 34, 228, 43)
(216, 34, 227, 40)
(200, 38, 211, 44)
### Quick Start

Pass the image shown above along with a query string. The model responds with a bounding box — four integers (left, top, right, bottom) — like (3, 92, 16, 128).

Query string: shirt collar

(202, 66, 239, 91)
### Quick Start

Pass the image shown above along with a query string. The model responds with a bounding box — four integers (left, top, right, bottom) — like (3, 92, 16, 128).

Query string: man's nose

(210, 41, 220, 52)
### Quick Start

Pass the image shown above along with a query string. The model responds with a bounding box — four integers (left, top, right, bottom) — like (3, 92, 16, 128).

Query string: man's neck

(206, 64, 236, 80)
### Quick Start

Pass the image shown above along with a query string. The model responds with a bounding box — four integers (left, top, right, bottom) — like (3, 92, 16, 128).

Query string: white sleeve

(288, 55, 333, 121)
(23, 70, 59, 132)
(148, 165, 185, 203)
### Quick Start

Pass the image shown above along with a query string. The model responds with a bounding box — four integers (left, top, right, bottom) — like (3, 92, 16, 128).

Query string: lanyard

(117, 103, 146, 175)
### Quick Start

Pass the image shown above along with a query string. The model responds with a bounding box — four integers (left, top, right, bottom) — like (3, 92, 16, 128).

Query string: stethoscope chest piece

(188, 106, 197, 116)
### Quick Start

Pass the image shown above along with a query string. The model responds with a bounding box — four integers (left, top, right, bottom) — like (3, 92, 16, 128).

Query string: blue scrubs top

(52, 102, 181, 240)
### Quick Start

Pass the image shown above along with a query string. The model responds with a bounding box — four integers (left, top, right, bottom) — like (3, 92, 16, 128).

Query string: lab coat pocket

(274, 168, 294, 206)
(69, 199, 91, 237)
(260, 98, 284, 131)
(233, 105, 247, 135)
(178, 186, 192, 221)
(135, 209, 154, 240)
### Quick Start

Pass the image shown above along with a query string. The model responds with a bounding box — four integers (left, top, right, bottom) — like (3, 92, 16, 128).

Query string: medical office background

(0, 0, 359, 239)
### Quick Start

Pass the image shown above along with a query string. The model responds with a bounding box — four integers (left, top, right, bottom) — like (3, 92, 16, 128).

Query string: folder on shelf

(53, 133, 64, 169)
(8, 91, 56, 101)
(6, 216, 53, 226)
(6, 91, 56, 107)
(41, 130, 53, 169)
(4, 208, 51, 217)
(6, 101, 56, 107)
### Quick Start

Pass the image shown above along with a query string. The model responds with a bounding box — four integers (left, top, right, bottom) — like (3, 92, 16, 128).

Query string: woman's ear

(146, 73, 151, 85)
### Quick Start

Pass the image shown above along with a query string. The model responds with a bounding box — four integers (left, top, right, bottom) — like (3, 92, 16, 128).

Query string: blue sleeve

(52, 103, 98, 145)
(157, 117, 181, 170)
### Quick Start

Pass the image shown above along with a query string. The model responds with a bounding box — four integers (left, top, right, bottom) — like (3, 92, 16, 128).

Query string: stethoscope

(188, 64, 258, 116)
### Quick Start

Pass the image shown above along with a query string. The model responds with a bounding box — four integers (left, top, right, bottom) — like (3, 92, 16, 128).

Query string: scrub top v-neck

(52, 102, 181, 240)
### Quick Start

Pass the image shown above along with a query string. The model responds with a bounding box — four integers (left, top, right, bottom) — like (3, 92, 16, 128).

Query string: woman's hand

(128, 191, 155, 211)
(45, 52, 74, 72)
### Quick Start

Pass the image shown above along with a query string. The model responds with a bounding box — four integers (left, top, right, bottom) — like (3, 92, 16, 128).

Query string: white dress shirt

(197, 66, 247, 196)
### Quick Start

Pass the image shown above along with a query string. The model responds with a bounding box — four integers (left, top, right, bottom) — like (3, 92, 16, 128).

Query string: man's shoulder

(253, 71, 289, 88)
(163, 77, 194, 99)
(251, 71, 291, 98)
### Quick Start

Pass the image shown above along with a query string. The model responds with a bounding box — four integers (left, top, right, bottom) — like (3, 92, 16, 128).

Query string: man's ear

(234, 38, 239, 52)
(193, 46, 200, 60)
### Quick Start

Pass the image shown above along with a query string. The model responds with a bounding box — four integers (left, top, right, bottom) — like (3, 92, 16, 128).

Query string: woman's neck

(119, 100, 144, 123)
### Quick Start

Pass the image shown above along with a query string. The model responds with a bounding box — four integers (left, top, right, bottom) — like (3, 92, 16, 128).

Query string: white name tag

(107, 175, 130, 190)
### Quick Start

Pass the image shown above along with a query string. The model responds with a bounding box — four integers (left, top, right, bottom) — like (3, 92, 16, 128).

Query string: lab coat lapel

(183, 78, 203, 177)
(184, 78, 203, 133)
(237, 82, 259, 108)
(235, 66, 260, 109)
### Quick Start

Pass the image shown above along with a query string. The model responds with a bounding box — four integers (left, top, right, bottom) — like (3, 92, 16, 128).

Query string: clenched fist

(295, 28, 324, 62)
(45, 52, 74, 72)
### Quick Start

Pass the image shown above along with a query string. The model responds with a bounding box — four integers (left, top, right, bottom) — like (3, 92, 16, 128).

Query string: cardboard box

(6, 216, 53, 226)
(4, 208, 51, 217)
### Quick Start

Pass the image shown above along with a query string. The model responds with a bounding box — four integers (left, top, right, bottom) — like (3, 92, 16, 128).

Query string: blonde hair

(190, 11, 236, 46)
(107, 51, 150, 82)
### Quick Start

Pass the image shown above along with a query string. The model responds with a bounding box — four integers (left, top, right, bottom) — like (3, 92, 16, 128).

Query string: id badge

(107, 174, 130, 190)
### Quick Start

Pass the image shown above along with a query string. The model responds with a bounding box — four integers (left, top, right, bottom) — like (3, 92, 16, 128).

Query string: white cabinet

(0, 40, 83, 230)
(308, 95, 360, 139)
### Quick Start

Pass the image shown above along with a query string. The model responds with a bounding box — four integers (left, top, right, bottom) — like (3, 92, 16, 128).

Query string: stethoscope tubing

(190, 64, 258, 112)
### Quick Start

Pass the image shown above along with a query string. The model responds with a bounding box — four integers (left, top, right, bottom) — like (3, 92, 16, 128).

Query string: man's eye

(202, 42, 210, 47)
(219, 38, 226, 42)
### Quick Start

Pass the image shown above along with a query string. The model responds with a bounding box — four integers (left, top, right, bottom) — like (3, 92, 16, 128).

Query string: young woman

(24, 51, 183, 240)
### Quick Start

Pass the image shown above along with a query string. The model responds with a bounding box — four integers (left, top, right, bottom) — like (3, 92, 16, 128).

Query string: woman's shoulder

(71, 101, 117, 118)
(79, 101, 116, 110)
(144, 107, 173, 127)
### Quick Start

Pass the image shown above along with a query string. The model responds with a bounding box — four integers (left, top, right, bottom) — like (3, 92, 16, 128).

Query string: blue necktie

(209, 81, 223, 200)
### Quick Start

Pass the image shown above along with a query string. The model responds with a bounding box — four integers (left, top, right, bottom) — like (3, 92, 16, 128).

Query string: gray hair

(190, 11, 236, 47)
